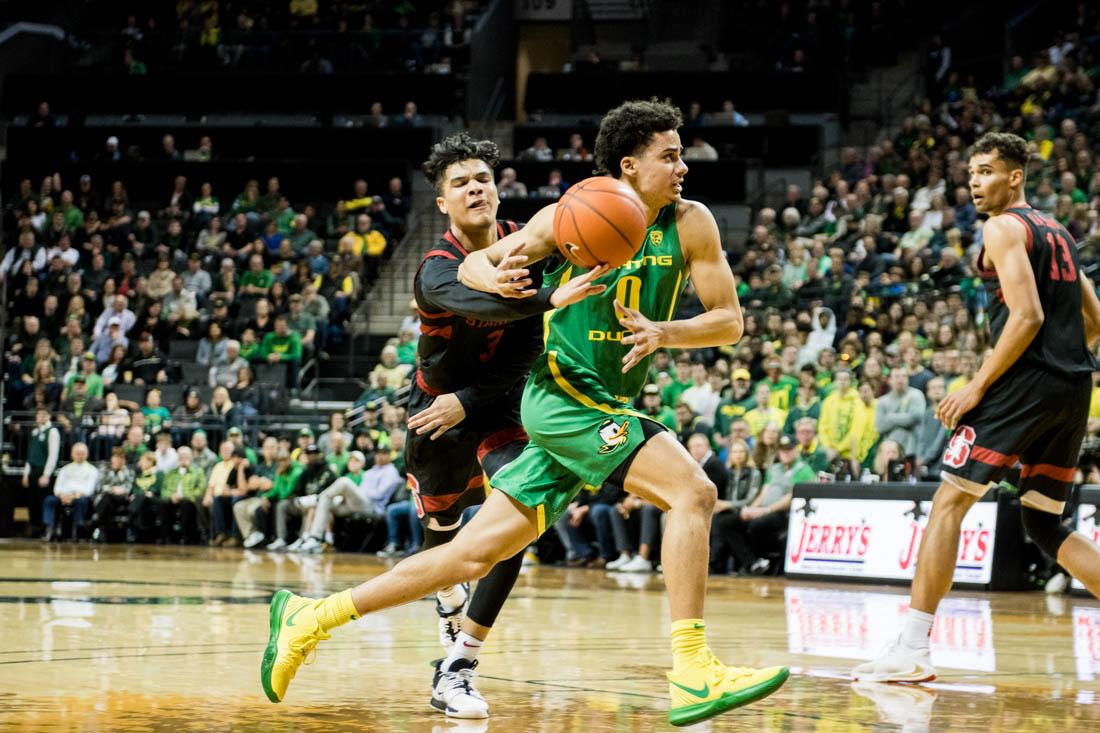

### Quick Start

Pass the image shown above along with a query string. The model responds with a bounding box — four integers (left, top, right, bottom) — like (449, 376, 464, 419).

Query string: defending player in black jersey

(855, 132, 1100, 683)
(394, 134, 603, 717)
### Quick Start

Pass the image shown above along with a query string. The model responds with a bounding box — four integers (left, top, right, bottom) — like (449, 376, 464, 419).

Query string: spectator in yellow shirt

(743, 383, 788, 438)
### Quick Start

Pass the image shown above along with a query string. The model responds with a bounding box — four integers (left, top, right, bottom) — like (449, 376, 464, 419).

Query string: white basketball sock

(900, 608, 935, 649)
(442, 631, 483, 671)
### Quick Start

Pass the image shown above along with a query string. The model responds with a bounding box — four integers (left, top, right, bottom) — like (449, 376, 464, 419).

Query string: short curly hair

(970, 132, 1029, 172)
(422, 132, 500, 192)
(594, 98, 684, 177)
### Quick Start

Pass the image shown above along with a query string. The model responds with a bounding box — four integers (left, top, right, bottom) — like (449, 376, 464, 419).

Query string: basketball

(552, 176, 649, 269)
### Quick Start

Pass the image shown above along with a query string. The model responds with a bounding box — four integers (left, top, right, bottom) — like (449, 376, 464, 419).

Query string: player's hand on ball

(616, 300, 664, 373)
(408, 393, 467, 440)
(936, 381, 982, 429)
(493, 242, 534, 298)
(549, 265, 609, 308)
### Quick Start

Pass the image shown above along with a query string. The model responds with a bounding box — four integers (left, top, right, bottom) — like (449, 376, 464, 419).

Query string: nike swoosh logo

(671, 680, 710, 698)
(463, 641, 480, 648)
(285, 604, 305, 628)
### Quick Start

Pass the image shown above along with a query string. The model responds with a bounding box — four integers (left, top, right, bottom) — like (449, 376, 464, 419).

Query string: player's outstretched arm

(1079, 275, 1100, 347)
(937, 215, 1043, 428)
(458, 203, 560, 297)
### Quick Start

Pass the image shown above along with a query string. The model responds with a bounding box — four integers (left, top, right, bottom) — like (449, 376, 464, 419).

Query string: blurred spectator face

(177, 447, 193, 468)
(833, 371, 852, 394)
(110, 451, 125, 470)
(687, 434, 710, 462)
(690, 363, 706, 384)
(675, 404, 694, 426)
(754, 384, 771, 407)
(275, 317, 289, 337)
(795, 421, 816, 447)
(127, 426, 145, 447)
(858, 383, 875, 404)
(674, 360, 691, 382)
(926, 377, 946, 403)
(889, 368, 909, 394)
(219, 441, 235, 460)
(729, 420, 750, 442)
(250, 254, 264, 272)
(192, 432, 208, 452)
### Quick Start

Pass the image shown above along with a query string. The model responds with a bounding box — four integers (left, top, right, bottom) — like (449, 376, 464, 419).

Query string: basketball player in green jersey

(261, 99, 789, 727)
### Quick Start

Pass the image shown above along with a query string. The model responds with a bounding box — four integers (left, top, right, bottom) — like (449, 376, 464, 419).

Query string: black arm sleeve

(454, 314, 545, 413)
(419, 256, 557, 322)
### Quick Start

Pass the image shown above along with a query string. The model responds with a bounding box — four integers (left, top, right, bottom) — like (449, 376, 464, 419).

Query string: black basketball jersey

(977, 206, 1098, 377)
(412, 220, 554, 409)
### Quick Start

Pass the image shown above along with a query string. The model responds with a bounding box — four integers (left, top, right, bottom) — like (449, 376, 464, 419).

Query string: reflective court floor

(1, 540, 1098, 732)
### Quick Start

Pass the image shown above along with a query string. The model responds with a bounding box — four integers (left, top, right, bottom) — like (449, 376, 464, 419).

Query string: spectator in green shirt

(757, 358, 798, 412)
(240, 254, 274, 298)
(661, 354, 693, 408)
(226, 426, 259, 466)
(65, 353, 105, 399)
(640, 383, 677, 430)
(793, 417, 830, 473)
(129, 452, 164, 542)
(713, 368, 756, 440)
(261, 315, 303, 388)
(286, 294, 317, 356)
(159, 446, 207, 543)
(141, 388, 172, 435)
(326, 433, 351, 475)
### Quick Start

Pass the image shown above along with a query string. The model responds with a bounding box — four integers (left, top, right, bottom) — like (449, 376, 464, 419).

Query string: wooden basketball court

(2, 539, 1098, 732)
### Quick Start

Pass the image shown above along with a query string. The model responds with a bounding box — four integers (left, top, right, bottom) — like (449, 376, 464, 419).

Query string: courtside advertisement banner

(785, 586, 996, 671)
(785, 497, 998, 584)
(1071, 503, 1098, 592)
(1074, 606, 1100, 681)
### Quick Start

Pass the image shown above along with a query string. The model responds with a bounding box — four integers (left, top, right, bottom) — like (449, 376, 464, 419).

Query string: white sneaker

(605, 553, 632, 570)
(619, 555, 652, 573)
(437, 583, 469, 649)
(266, 538, 288, 552)
(1045, 572, 1069, 594)
(376, 542, 400, 558)
(324, 530, 335, 546)
(298, 536, 324, 554)
(851, 637, 936, 682)
(431, 659, 489, 719)
(286, 537, 306, 552)
(243, 531, 266, 549)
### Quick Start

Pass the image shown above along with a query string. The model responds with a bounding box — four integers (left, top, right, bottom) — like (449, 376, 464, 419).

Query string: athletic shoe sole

(668, 667, 790, 727)
(852, 670, 936, 683)
(429, 697, 489, 719)
(261, 588, 292, 703)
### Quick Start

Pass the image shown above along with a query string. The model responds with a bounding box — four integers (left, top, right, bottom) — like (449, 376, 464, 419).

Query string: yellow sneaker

(667, 654, 789, 727)
(261, 589, 331, 702)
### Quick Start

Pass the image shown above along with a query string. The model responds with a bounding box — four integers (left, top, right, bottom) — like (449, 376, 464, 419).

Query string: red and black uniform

(942, 206, 1098, 507)
(407, 220, 558, 527)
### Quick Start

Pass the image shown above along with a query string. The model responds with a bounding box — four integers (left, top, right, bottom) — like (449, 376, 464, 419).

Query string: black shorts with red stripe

(404, 381, 528, 528)
(940, 363, 1090, 505)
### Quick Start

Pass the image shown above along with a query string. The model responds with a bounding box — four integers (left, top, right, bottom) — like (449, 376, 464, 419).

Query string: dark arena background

(2, 1, 1100, 731)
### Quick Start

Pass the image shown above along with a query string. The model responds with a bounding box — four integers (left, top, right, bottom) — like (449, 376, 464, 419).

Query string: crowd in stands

(7, 9, 1100, 579)
(78, 1, 487, 75)
(1, 146, 419, 549)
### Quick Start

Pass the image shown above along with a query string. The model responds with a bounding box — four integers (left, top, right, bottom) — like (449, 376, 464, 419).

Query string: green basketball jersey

(535, 203, 688, 404)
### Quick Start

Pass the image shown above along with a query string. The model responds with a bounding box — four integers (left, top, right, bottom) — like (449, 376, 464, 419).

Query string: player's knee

(676, 473, 717, 515)
(933, 481, 980, 515)
(1020, 506, 1073, 559)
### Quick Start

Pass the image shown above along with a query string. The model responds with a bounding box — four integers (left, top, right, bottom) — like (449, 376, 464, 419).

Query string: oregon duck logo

(649, 230, 663, 247)
(597, 418, 630, 454)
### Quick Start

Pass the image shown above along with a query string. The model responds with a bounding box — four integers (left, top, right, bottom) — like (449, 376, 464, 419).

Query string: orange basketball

(552, 177, 648, 269)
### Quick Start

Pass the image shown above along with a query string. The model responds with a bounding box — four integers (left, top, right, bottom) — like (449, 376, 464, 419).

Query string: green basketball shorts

(490, 352, 665, 534)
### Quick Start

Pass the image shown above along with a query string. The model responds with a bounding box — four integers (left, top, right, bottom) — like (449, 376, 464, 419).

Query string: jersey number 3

(943, 425, 976, 469)
(1047, 231, 1077, 282)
